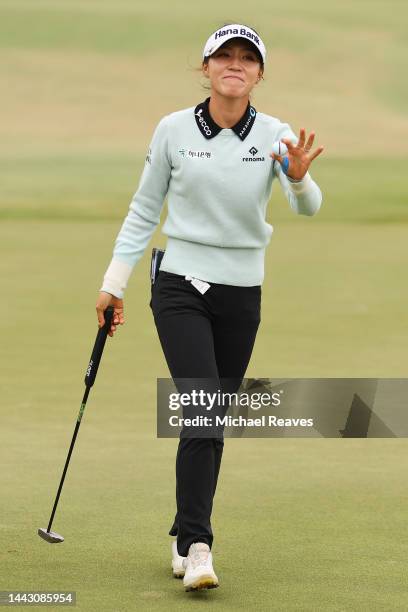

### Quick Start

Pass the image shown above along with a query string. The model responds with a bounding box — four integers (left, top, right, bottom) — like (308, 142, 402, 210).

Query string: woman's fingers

(305, 132, 315, 152)
(96, 306, 106, 328)
(281, 138, 296, 152)
(269, 152, 283, 163)
(270, 130, 324, 179)
(96, 293, 125, 337)
(309, 146, 324, 161)
(114, 310, 125, 324)
(96, 291, 114, 328)
(282, 131, 320, 155)
(297, 127, 306, 149)
(109, 300, 125, 335)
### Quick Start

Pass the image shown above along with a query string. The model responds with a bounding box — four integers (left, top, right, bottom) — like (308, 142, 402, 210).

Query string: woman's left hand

(270, 128, 324, 181)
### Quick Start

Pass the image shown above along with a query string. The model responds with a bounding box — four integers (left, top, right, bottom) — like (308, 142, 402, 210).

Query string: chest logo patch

(179, 149, 212, 159)
(242, 145, 265, 162)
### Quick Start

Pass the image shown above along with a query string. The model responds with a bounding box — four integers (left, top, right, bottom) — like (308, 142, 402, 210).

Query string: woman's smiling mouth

(223, 75, 244, 82)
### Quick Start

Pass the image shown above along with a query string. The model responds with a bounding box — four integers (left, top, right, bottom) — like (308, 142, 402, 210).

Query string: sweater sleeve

(273, 122, 322, 217)
(100, 116, 172, 298)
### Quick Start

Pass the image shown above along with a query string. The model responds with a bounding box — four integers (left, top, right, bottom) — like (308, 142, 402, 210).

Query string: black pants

(150, 271, 261, 557)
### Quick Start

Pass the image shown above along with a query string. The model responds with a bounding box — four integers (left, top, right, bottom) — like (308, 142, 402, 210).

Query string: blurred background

(1, 1, 407, 610)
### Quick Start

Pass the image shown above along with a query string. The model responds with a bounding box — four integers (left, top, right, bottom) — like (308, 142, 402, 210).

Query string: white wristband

(100, 258, 133, 299)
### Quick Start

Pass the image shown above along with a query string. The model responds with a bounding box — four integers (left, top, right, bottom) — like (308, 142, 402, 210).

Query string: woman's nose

(228, 57, 243, 68)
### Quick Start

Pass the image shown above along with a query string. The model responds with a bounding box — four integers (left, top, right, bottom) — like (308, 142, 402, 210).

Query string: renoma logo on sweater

(242, 145, 265, 162)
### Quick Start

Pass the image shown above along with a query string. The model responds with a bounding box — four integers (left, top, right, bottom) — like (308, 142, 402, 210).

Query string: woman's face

(203, 39, 263, 99)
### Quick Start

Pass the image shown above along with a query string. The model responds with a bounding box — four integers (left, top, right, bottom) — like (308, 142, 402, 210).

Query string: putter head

(38, 528, 64, 543)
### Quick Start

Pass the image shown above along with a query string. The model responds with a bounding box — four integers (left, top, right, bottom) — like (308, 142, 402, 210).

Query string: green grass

(1, 0, 407, 609)
(2, 425, 408, 611)
(1, 156, 407, 224)
(0, 5, 184, 55)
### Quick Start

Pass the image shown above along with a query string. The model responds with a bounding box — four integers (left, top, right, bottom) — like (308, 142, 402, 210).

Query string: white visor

(203, 24, 266, 65)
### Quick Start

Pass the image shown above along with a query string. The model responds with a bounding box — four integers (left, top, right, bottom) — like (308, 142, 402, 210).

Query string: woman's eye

(215, 51, 256, 61)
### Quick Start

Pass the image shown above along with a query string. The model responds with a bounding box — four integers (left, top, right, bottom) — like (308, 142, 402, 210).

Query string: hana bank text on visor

(203, 24, 267, 65)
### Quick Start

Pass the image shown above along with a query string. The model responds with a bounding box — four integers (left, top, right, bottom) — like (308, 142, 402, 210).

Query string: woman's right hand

(96, 291, 125, 337)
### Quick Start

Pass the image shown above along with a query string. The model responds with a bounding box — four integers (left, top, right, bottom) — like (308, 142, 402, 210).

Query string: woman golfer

(96, 22, 323, 592)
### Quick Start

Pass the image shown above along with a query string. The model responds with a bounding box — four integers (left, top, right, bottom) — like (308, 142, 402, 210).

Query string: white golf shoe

(182, 542, 219, 591)
(171, 540, 186, 578)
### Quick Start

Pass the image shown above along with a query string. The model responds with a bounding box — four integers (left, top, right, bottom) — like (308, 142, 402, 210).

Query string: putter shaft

(38, 307, 114, 543)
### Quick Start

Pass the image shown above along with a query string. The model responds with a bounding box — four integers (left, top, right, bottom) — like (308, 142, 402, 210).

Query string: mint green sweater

(101, 99, 322, 298)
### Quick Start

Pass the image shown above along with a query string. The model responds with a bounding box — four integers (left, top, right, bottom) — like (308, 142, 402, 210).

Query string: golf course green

(1, 1, 407, 610)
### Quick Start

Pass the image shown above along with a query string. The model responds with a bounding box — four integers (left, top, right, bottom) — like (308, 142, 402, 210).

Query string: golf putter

(38, 305, 114, 543)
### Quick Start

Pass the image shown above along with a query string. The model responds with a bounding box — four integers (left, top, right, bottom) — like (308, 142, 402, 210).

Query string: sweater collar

(194, 96, 257, 141)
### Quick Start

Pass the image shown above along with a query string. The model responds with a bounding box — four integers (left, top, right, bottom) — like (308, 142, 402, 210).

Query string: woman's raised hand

(270, 128, 324, 181)
(96, 291, 125, 337)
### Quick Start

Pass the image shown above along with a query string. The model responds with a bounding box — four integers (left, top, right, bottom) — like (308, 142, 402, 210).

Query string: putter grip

(84, 305, 114, 387)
